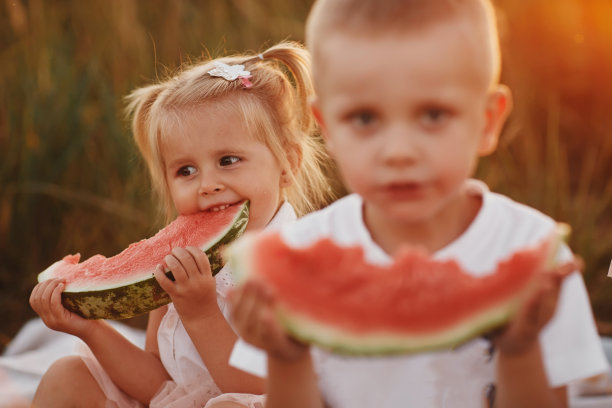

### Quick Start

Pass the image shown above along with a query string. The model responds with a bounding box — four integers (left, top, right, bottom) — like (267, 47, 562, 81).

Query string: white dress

(231, 180, 610, 408)
(81, 202, 296, 408)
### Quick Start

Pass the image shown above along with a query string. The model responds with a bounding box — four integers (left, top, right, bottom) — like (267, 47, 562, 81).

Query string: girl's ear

(478, 84, 513, 156)
(280, 145, 303, 188)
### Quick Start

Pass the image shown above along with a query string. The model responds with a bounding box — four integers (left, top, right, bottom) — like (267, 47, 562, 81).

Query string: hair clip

(207, 62, 253, 88)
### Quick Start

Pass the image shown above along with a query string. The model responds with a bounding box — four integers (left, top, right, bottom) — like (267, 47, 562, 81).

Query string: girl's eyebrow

(165, 147, 247, 168)
(164, 155, 193, 170)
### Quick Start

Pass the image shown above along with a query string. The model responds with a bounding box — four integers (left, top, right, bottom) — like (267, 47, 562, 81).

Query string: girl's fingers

(154, 264, 174, 292)
(50, 281, 66, 312)
(171, 247, 199, 277)
(164, 252, 188, 281)
(185, 246, 211, 275)
(40, 279, 62, 308)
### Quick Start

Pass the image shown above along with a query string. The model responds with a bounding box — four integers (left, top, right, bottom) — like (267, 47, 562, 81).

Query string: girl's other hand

(228, 280, 309, 361)
(29, 278, 93, 337)
(493, 258, 580, 356)
(154, 246, 217, 324)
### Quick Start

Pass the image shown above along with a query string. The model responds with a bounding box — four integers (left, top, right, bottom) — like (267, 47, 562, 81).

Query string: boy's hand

(229, 280, 309, 361)
(494, 258, 579, 356)
(154, 246, 218, 323)
(29, 279, 93, 337)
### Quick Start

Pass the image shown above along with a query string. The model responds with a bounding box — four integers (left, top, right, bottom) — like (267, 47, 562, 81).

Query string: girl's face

(161, 102, 289, 231)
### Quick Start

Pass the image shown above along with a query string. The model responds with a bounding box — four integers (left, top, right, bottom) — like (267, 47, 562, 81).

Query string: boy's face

(312, 18, 510, 230)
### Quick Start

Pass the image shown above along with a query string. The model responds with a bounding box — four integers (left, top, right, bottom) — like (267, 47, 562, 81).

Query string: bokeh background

(1, 0, 611, 353)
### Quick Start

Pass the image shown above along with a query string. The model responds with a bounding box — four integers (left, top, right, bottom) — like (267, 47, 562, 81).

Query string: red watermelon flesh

(228, 223, 569, 355)
(38, 201, 249, 319)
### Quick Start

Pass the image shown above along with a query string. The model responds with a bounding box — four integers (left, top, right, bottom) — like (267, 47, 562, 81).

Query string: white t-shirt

(230, 180, 609, 407)
(156, 202, 297, 394)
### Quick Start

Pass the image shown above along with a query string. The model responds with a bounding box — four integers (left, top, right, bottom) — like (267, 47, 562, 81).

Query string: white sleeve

(541, 271, 610, 386)
(229, 338, 267, 378)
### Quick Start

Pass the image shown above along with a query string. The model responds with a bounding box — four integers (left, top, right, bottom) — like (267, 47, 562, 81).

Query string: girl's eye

(177, 165, 196, 177)
(219, 156, 240, 166)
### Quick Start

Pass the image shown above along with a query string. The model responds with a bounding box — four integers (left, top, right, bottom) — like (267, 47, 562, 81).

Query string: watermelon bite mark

(38, 201, 249, 319)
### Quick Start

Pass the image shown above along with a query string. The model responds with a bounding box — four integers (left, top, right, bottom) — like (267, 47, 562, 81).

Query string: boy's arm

(229, 280, 325, 408)
(267, 353, 325, 408)
(495, 344, 567, 408)
(493, 259, 577, 408)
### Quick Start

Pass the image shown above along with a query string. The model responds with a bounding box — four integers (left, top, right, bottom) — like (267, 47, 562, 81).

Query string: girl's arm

(80, 310, 171, 403)
(155, 246, 265, 394)
(229, 280, 325, 408)
(30, 279, 171, 404)
(493, 260, 577, 408)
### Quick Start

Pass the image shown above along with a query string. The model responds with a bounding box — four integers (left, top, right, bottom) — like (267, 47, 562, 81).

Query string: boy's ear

(311, 98, 336, 155)
(310, 98, 327, 136)
(478, 84, 513, 156)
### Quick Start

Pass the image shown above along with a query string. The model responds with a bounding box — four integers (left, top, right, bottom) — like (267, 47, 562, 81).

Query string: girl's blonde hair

(126, 41, 335, 220)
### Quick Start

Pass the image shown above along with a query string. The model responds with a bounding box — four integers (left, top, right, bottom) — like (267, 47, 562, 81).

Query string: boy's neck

(363, 192, 482, 256)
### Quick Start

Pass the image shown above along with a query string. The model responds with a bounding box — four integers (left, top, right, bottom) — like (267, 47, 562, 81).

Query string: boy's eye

(219, 156, 240, 166)
(420, 108, 450, 127)
(349, 111, 378, 129)
(177, 165, 197, 177)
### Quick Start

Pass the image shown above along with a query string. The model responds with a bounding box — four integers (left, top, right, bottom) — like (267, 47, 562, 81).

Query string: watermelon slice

(227, 223, 570, 355)
(38, 201, 249, 320)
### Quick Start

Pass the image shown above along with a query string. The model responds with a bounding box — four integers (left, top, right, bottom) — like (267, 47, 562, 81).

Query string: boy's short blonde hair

(306, 0, 501, 88)
(126, 41, 335, 220)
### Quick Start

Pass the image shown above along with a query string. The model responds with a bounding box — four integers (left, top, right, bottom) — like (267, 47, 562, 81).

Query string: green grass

(1, 0, 611, 351)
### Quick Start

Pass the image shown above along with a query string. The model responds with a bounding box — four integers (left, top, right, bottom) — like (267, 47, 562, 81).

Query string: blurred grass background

(0, 0, 610, 352)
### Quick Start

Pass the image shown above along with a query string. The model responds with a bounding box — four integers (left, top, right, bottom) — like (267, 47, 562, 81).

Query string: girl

(29, 40, 334, 408)
(228, 1, 610, 407)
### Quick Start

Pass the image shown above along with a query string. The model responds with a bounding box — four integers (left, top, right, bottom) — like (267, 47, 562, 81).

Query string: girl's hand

(229, 280, 309, 361)
(154, 246, 217, 324)
(29, 279, 94, 337)
(494, 258, 579, 356)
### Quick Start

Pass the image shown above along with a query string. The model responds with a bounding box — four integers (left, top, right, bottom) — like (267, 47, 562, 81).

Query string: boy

(229, 1, 610, 406)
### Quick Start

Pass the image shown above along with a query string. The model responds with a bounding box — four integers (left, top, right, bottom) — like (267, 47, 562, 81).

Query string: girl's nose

(199, 181, 224, 195)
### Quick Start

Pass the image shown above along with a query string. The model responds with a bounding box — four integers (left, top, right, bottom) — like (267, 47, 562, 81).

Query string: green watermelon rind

(276, 299, 519, 356)
(44, 201, 249, 320)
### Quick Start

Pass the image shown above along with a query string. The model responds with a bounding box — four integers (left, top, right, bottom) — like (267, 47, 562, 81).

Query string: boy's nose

(381, 129, 418, 166)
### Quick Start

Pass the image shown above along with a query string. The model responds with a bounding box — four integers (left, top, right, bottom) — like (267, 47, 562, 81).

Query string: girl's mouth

(205, 200, 242, 212)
